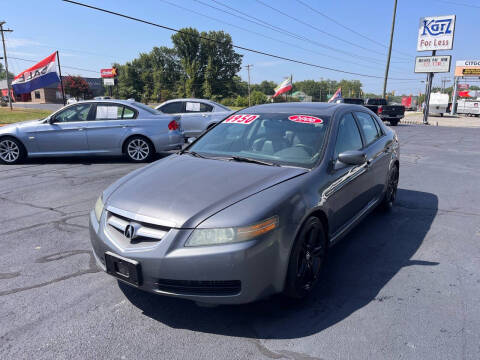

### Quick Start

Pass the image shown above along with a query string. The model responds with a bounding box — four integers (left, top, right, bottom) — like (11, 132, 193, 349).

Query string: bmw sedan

(0, 100, 184, 164)
(155, 98, 233, 138)
(90, 102, 399, 304)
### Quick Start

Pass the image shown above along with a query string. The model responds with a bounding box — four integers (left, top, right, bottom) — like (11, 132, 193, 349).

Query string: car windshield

(188, 112, 329, 168)
(133, 102, 162, 115)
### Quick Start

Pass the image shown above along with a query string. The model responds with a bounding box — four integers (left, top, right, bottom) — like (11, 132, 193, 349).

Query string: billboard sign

(414, 55, 451, 73)
(455, 60, 480, 77)
(417, 15, 456, 51)
(103, 78, 115, 86)
(457, 83, 469, 90)
(100, 68, 117, 78)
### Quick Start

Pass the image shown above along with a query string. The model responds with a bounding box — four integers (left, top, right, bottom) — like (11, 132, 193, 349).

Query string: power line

(436, 0, 480, 8)
(294, 0, 412, 59)
(200, 0, 411, 72)
(61, 0, 419, 81)
(255, 0, 410, 61)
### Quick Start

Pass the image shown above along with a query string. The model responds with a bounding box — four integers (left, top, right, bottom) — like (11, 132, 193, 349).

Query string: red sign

(288, 115, 323, 124)
(224, 114, 260, 124)
(100, 68, 117, 78)
(457, 84, 469, 90)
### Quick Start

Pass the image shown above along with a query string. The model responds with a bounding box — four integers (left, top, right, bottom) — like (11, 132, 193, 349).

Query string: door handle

(77, 128, 85, 131)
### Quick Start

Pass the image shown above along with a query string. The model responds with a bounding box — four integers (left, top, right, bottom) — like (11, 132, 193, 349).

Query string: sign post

(416, 14, 456, 124)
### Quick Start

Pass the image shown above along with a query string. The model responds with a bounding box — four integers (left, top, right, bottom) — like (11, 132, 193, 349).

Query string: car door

(86, 103, 135, 153)
(327, 112, 371, 234)
(180, 101, 214, 137)
(354, 111, 390, 201)
(33, 103, 92, 154)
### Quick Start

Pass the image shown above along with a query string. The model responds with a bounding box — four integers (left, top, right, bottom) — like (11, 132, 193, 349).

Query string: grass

(229, 106, 243, 111)
(0, 107, 53, 124)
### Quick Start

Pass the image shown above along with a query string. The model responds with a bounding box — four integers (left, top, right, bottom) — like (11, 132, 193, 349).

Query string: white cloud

(5, 38, 44, 48)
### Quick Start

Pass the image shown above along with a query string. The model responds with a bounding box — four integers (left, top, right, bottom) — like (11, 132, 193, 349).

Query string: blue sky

(4, 0, 479, 95)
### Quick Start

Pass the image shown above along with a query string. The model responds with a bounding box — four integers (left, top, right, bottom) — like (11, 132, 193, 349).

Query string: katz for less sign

(417, 15, 456, 51)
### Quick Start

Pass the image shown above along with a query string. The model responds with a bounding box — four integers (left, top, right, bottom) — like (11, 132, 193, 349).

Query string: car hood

(0, 119, 42, 132)
(106, 154, 307, 229)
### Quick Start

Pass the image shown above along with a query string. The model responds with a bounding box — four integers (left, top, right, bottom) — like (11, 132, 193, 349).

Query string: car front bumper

(89, 210, 285, 304)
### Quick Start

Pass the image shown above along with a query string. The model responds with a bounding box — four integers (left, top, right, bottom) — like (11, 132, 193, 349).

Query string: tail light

(168, 120, 179, 131)
(378, 106, 383, 114)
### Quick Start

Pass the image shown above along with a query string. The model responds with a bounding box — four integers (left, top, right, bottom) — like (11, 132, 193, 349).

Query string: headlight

(186, 216, 278, 247)
(94, 195, 104, 222)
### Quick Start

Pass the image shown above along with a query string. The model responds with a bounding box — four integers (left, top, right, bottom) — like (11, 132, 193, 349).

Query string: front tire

(389, 119, 399, 126)
(0, 137, 26, 164)
(380, 164, 399, 212)
(284, 217, 328, 299)
(124, 136, 154, 162)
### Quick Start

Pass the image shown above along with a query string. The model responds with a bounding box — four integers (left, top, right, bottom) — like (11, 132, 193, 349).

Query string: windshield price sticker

(224, 114, 260, 124)
(288, 115, 324, 124)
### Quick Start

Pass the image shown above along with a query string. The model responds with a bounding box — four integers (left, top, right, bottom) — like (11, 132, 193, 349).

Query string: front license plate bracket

(105, 251, 142, 286)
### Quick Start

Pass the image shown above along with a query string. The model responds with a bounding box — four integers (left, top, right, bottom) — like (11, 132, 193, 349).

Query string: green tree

(0, 63, 14, 81)
(252, 80, 276, 95)
(250, 90, 267, 105)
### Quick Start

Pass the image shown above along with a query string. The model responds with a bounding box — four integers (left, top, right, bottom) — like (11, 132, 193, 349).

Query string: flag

(273, 76, 292, 97)
(11, 52, 60, 95)
(328, 87, 342, 103)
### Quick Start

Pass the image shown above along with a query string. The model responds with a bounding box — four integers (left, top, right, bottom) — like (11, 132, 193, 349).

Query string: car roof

(160, 98, 219, 106)
(241, 102, 364, 116)
(72, 99, 140, 106)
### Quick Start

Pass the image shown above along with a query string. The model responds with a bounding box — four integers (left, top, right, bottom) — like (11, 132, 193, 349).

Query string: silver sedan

(0, 100, 184, 164)
(155, 98, 233, 138)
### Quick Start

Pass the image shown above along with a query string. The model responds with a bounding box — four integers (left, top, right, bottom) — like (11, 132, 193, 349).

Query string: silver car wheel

(127, 139, 150, 161)
(0, 139, 20, 163)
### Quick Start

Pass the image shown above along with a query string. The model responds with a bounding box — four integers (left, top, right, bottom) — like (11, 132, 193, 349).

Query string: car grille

(106, 210, 171, 244)
(156, 279, 241, 296)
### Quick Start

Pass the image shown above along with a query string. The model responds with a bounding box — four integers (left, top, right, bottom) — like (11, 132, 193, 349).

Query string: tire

(124, 136, 154, 162)
(389, 119, 399, 126)
(379, 164, 399, 212)
(0, 137, 26, 165)
(440, 113, 444, 117)
(284, 216, 328, 299)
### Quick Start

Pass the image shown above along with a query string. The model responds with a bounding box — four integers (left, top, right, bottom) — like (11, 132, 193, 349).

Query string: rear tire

(389, 119, 399, 126)
(124, 136, 154, 162)
(284, 217, 328, 299)
(0, 137, 26, 165)
(379, 164, 399, 212)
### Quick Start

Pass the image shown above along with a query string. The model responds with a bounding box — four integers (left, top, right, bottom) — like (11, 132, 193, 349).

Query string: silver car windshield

(189, 112, 329, 168)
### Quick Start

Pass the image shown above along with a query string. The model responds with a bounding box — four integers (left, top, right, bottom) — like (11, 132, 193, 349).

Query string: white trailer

(429, 93, 449, 116)
(456, 98, 480, 117)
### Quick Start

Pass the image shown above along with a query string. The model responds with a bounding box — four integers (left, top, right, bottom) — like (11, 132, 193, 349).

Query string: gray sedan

(90, 102, 400, 304)
(0, 100, 184, 164)
(155, 98, 233, 138)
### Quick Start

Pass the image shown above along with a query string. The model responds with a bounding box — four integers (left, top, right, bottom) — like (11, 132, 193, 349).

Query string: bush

(234, 95, 249, 107)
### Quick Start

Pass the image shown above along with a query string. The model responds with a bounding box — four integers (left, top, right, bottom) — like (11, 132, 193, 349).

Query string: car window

(334, 113, 363, 158)
(123, 106, 136, 119)
(185, 101, 213, 113)
(355, 112, 381, 145)
(159, 101, 184, 114)
(189, 112, 329, 169)
(95, 104, 123, 120)
(54, 103, 93, 122)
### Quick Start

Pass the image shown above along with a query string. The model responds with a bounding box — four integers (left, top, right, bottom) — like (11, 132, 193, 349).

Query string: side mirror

(338, 150, 367, 166)
(187, 137, 196, 144)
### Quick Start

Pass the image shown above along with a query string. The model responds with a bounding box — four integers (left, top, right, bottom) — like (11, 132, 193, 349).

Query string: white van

(429, 93, 449, 116)
(457, 98, 480, 117)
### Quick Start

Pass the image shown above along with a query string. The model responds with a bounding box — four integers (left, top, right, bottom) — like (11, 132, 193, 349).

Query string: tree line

(107, 27, 365, 106)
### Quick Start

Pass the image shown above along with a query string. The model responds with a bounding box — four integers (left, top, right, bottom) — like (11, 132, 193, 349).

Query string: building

(0, 77, 104, 104)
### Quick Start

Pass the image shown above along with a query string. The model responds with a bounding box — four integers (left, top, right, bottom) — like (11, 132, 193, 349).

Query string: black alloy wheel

(285, 217, 328, 299)
(380, 165, 399, 211)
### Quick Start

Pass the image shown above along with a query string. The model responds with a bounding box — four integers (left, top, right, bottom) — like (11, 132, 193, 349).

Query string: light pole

(382, 0, 398, 99)
(245, 64, 253, 107)
(0, 21, 13, 110)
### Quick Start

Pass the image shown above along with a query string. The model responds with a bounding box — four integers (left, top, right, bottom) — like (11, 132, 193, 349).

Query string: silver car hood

(0, 119, 42, 132)
(106, 154, 307, 229)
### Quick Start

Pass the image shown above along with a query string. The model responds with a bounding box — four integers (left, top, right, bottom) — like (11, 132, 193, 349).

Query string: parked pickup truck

(364, 98, 405, 126)
(335, 98, 405, 126)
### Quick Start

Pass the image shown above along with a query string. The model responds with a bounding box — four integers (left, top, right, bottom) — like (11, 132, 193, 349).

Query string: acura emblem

(124, 224, 136, 240)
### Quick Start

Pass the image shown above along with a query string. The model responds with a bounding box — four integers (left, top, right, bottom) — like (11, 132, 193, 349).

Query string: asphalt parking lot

(1, 124, 479, 360)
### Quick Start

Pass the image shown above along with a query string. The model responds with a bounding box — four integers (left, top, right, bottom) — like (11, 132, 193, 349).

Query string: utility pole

(245, 64, 253, 107)
(382, 0, 398, 99)
(0, 21, 13, 110)
(441, 77, 451, 93)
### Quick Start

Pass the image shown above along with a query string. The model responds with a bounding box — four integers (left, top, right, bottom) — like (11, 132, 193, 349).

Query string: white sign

(96, 105, 118, 119)
(185, 102, 200, 112)
(417, 15, 456, 51)
(456, 60, 480, 67)
(103, 78, 114, 86)
(414, 55, 451, 73)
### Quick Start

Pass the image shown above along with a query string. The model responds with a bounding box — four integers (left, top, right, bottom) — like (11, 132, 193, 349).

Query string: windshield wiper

(230, 156, 279, 167)
(181, 150, 209, 159)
